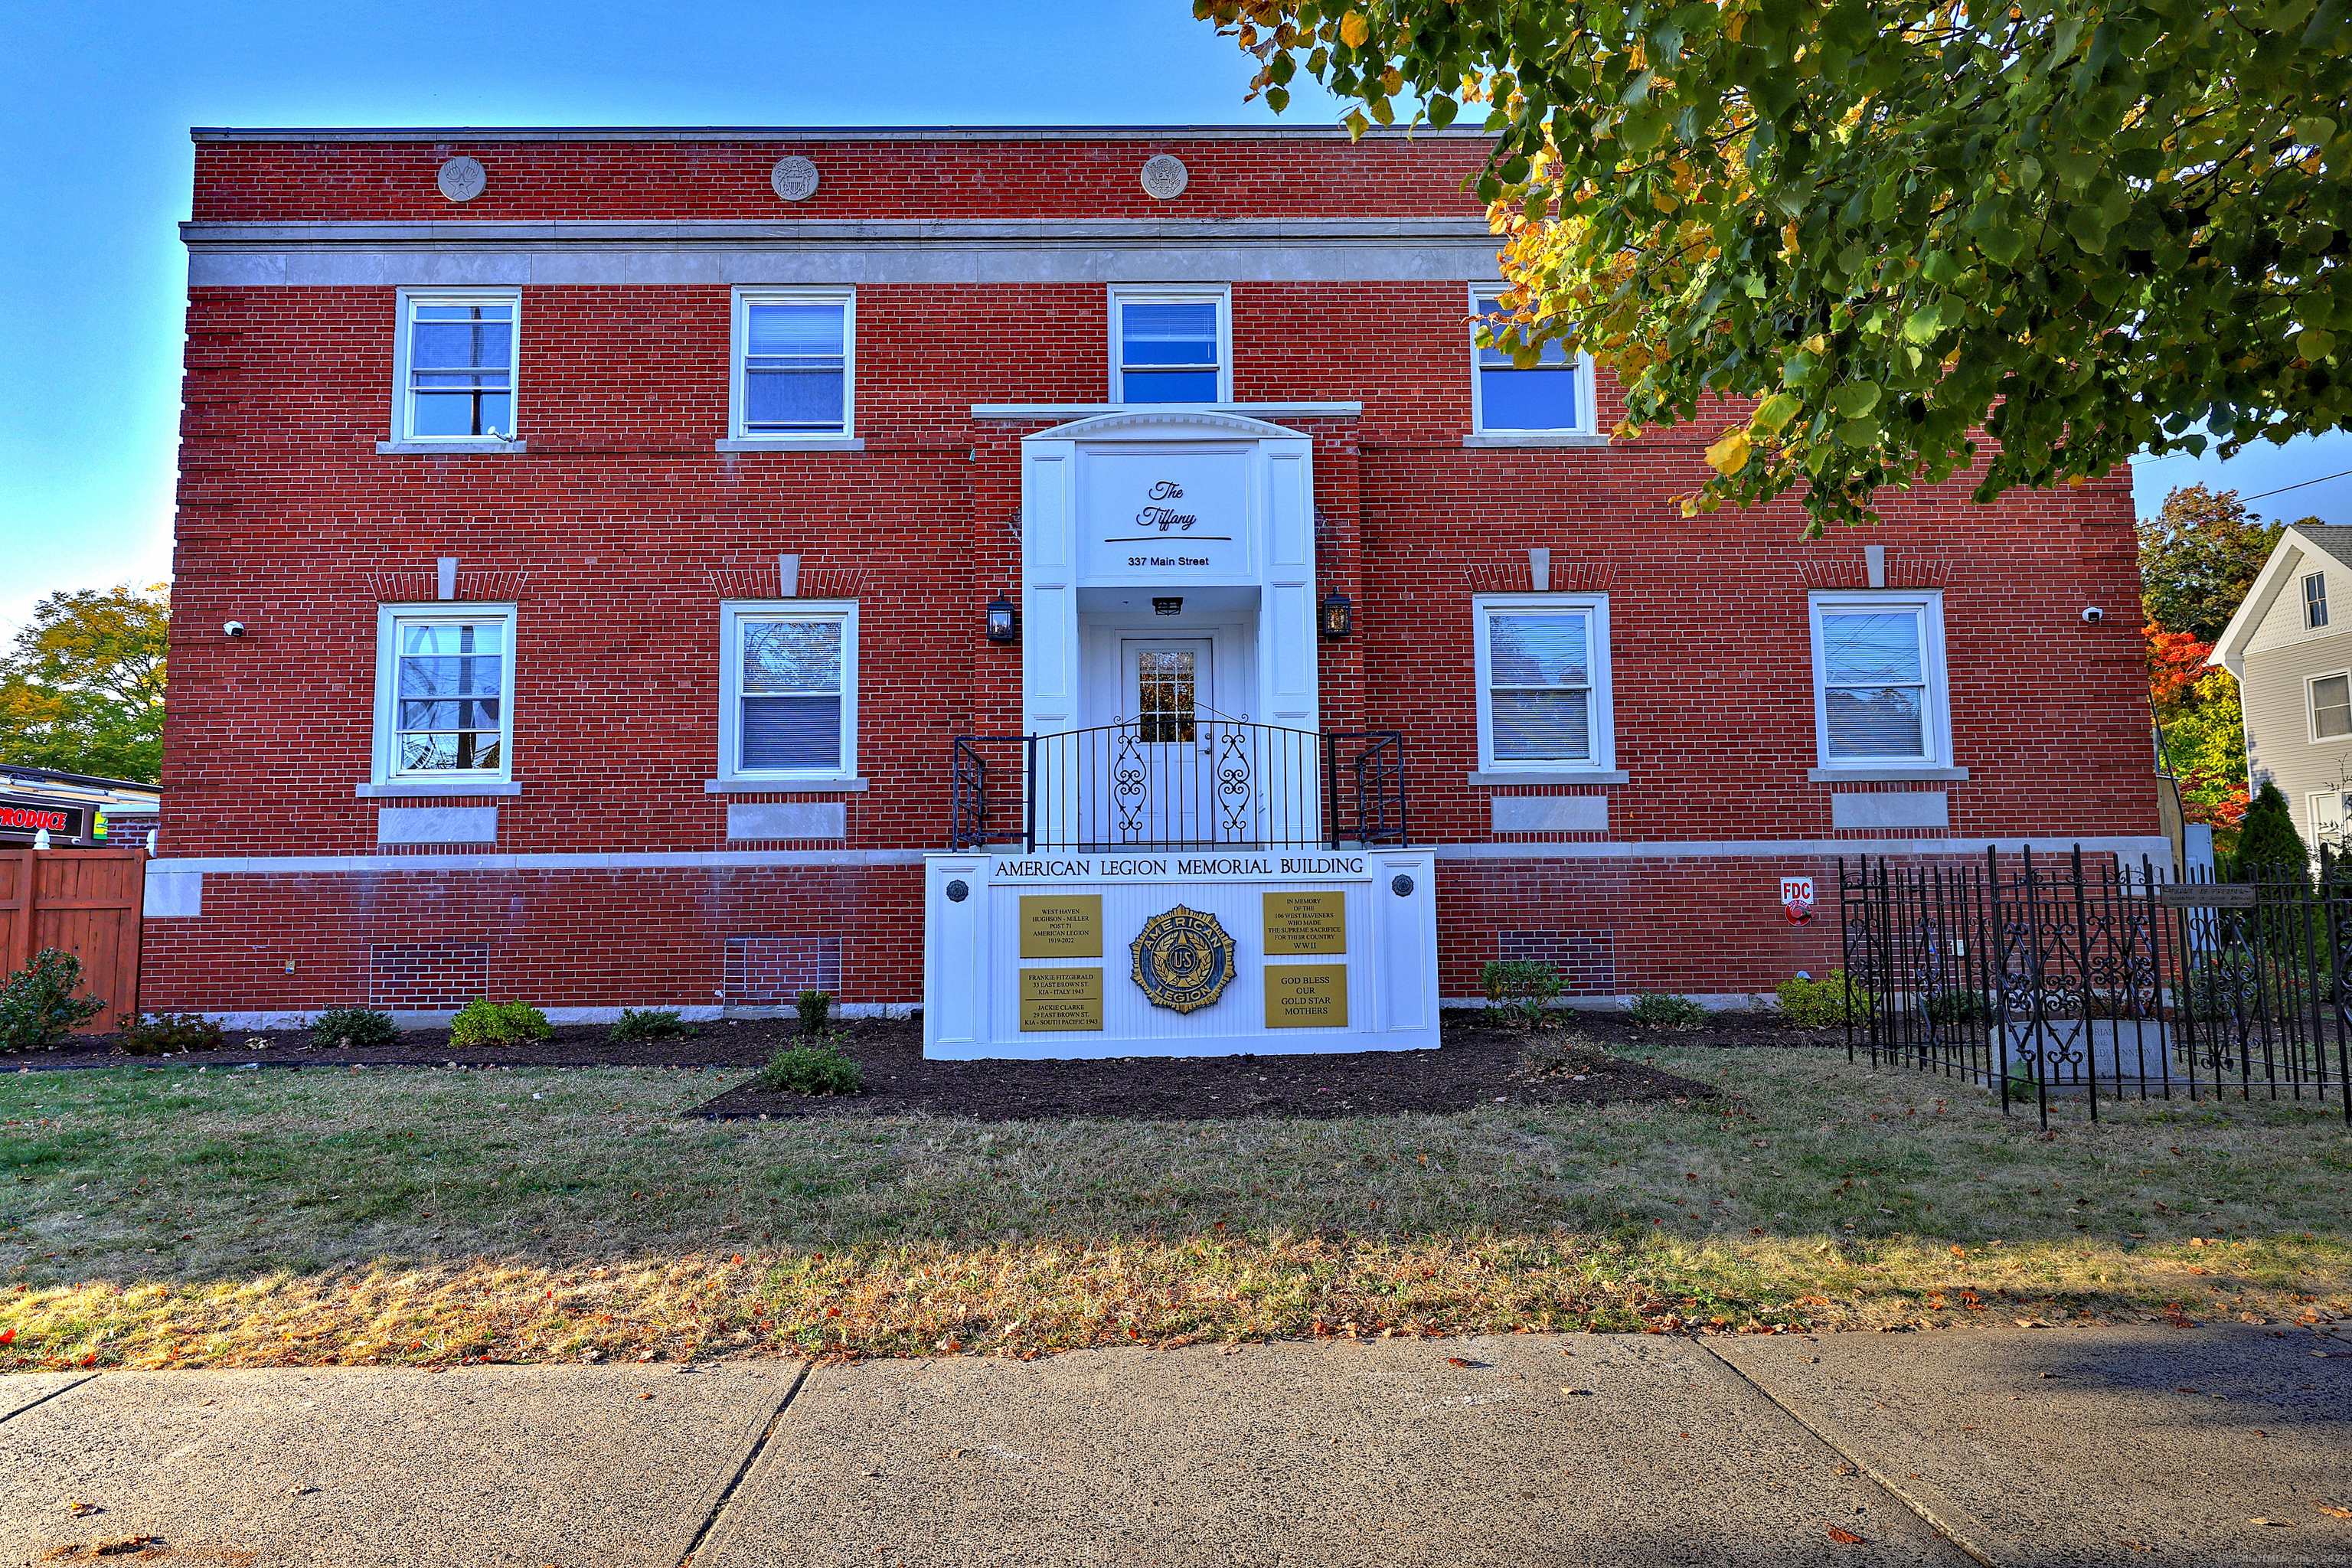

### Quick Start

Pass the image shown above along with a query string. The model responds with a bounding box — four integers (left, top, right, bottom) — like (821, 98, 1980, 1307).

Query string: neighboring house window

(1470, 286, 1595, 434)
(374, 606, 516, 781)
(2312, 672, 2352, 740)
(1109, 286, 1230, 403)
(1809, 593, 1952, 766)
(720, 603, 858, 779)
(2308, 573, 2331, 629)
(2310, 789, 2352, 848)
(731, 288, 854, 439)
(394, 290, 518, 441)
(1472, 595, 1614, 771)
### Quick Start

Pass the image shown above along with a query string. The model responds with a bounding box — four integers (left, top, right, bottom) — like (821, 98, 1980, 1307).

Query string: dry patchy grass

(2, 1047, 2347, 1369)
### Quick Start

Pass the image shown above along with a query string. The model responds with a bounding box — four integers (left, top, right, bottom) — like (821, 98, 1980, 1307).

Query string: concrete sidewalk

(1, 1325, 2346, 1567)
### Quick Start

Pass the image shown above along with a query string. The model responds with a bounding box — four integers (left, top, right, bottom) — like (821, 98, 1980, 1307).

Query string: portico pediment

(1030, 408, 1305, 443)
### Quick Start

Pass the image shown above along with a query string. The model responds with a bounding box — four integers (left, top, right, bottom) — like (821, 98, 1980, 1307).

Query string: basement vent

(724, 934, 845, 1005)
(1497, 929, 1616, 995)
(368, 942, 492, 1010)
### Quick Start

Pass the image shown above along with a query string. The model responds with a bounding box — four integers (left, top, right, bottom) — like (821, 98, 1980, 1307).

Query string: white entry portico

(923, 408, 1438, 1060)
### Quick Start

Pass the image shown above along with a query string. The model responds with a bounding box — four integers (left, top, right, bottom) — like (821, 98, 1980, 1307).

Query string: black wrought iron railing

(1839, 846, 2352, 1129)
(949, 719, 1407, 852)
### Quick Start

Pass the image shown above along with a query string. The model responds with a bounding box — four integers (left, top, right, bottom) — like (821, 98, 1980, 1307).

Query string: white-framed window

(1808, 592, 1952, 768)
(392, 289, 520, 442)
(730, 287, 854, 440)
(1472, 594, 1614, 772)
(2311, 671, 2352, 741)
(2308, 572, 2331, 629)
(1109, 284, 1230, 404)
(2311, 789, 2352, 848)
(718, 602, 858, 781)
(373, 604, 517, 783)
(1469, 285, 1596, 435)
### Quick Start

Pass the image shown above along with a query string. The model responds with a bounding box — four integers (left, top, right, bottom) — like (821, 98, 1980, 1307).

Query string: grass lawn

(2, 1040, 2347, 1369)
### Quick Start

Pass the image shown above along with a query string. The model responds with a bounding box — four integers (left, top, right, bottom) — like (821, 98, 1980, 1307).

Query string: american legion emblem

(1129, 904, 1236, 1014)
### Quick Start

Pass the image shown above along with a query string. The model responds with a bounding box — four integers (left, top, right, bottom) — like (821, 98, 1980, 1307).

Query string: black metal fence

(950, 720, 1408, 852)
(1839, 847, 2352, 1128)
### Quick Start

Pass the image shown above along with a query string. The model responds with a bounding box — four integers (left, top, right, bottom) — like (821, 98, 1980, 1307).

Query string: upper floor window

(2312, 671, 2352, 740)
(1110, 286, 1230, 403)
(731, 288, 854, 440)
(374, 606, 516, 782)
(719, 603, 858, 780)
(1809, 592, 1952, 767)
(1470, 286, 1595, 435)
(394, 290, 518, 442)
(2308, 572, 2331, 629)
(1472, 595, 1614, 773)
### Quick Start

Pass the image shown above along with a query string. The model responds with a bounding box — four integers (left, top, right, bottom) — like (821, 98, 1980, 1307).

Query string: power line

(2242, 466, 2352, 504)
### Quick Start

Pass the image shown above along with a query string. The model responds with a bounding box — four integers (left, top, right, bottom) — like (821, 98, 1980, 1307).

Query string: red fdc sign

(0, 805, 70, 833)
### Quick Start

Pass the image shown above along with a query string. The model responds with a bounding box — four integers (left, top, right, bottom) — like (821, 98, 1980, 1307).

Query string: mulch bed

(691, 1014, 1717, 1122)
(2, 1008, 1813, 1121)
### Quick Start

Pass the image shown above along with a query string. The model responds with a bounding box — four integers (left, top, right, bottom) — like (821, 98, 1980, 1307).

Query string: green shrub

(116, 1011, 226, 1055)
(612, 1008, 688, 1042)
(309, 1006, 397, 1050)
(795, 989, 835, 1036)
(1775, 969, 1873, 1029)
(1626, 991, 1708, 1030)
(448, 998, 552, 1048)
(0, 949, 108, 1053)
(1479, 959, 1565, 1030)
(760, 1035, 862, 1096)
(1923, 989, 1992, 1026)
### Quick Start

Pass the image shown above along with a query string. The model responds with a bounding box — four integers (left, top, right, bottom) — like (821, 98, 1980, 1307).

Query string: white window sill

(1808, 766, 1969, 783)
(1468, 769, 1628, 786)
(714, 437, 865, 452)
(968, 401, 1366, 420)
(357, 779, 521, 798)
(704, 777, 870, 794)
(376, 439, 528, 455)
(1463, 433, 1610, 448)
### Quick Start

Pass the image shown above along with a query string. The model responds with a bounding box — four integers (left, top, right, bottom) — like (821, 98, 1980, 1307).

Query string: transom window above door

(1110, 286, 1230, 403)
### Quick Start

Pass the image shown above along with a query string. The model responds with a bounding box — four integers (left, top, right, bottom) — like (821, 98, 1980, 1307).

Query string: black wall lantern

(1318, 593, 1353, 639)
(985, 593, 1019, 645)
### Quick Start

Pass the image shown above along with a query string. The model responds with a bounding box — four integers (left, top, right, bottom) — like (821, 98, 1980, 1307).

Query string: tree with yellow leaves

(1197, 0, 2352, 533)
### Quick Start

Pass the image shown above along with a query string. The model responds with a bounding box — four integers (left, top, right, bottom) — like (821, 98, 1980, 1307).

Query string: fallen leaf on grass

(1825, 1525, 1867, 1544)
(1560, 1387, 1594, 1396)
(1446, 1357, 1487, 1368)
(2250, 1517, 2292, 1527)
(2319, 1505, 2352, 1519)
(0, 1328, 14, 1344)
(90, 1538, 156, 1558)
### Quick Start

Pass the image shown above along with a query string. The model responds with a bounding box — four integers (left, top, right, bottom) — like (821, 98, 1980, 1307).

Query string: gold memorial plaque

(1264, 963, 1349, 1029)
(1261, 890, 1346, 955)
(1021, 894, 1103, 959)
(1019, 967, 1104, 1031)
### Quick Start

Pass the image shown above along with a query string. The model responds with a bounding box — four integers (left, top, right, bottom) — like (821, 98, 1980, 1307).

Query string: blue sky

(2, 0, 2345, 639)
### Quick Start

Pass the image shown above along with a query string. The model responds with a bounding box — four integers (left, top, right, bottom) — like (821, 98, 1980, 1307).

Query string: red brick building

(145, 126, 2164, 1031)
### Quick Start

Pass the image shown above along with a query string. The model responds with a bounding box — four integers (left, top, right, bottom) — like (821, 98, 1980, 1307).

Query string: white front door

(1114, 637, 1214, 844)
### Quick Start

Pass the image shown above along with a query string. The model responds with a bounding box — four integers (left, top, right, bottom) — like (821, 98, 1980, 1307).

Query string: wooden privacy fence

(0, 848, 145, 1033)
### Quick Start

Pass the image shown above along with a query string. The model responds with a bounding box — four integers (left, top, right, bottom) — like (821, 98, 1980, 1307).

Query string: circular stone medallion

(1139, 154, 1190, 201)
(1129, 904, 1236, 1014)
(771, 156, 821, 201)
(436, 157, 487, 203)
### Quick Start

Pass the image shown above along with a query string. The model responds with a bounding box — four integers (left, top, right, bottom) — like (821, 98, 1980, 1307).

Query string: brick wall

(145, 131, 2159, 1015)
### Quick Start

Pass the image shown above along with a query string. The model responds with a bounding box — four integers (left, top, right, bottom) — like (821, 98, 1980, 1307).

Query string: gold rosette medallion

(1129, 904, 1236, 1014)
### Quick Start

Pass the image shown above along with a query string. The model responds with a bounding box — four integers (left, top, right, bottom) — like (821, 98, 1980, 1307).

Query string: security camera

(2080, 606, 2105, 623)
(223, 620, 246, 638)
